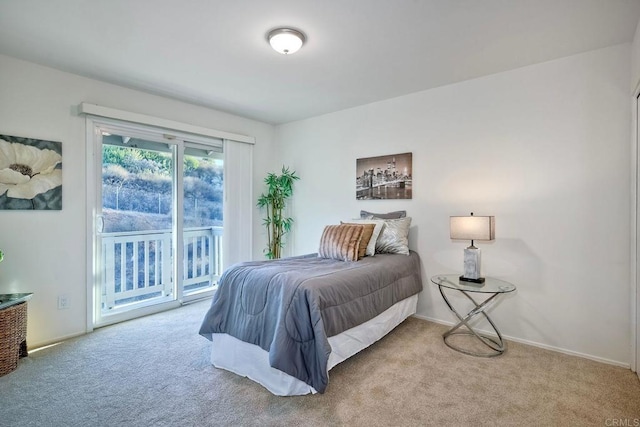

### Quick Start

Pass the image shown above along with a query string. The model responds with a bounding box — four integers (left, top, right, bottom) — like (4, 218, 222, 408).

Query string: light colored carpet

(1, 299, 639, 426)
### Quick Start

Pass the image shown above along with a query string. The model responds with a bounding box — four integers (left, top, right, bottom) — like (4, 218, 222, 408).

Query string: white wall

(0, 54, 276, 348)
(274, 44, 632, 366)
(1, 42, 632, 364)
(630, 16, 640, 376)
(632, 19, 640, 90)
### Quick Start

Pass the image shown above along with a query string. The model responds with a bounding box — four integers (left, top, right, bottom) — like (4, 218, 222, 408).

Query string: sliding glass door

(99, 134, 176, 314)
(91, 120, 223, 326)
(182, 144, 224, 297)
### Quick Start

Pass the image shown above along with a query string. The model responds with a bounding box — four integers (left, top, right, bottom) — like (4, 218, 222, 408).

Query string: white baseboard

(28, 330, 87, 353)
(412, 314, 631, 370)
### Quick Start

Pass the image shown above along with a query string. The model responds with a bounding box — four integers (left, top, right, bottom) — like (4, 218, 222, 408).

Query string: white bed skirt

(210, 294, 418, 396)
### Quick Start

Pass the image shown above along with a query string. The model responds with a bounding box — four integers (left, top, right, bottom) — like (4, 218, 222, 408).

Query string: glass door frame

(86, 116, 220, 328)
(181, 141, 224, 300)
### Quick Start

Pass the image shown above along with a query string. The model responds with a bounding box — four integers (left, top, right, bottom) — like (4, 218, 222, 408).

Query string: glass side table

(430, 275, 515, 357)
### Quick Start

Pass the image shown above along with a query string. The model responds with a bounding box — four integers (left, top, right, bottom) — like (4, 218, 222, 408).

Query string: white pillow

(344, 219, 385, 256)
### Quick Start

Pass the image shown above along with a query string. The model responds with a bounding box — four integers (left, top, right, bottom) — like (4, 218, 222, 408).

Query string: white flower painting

(0, 134, 62, 210)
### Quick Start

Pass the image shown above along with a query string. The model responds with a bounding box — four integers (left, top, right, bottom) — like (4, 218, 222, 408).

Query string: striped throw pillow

(340, 222, 376, 259)
(318, 224, 364, 262)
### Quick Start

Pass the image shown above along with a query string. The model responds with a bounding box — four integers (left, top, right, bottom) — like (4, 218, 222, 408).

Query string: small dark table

(0, 293, 33, 310)
(430, 275, 515, 357)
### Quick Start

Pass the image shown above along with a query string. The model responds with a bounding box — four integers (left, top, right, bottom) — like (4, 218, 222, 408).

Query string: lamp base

(463, 246, 482, 282)
(459, 275, 485, 284)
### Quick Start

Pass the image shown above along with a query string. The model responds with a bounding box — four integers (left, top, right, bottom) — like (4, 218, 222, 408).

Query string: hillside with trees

(102, 145, 223, 232)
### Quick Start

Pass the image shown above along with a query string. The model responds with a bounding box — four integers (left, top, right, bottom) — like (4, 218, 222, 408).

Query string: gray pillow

(360, 210, 406, 219)
(374, 217, 411, 255)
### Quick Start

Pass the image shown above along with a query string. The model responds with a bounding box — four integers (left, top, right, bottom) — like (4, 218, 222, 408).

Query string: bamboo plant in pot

(257, 166, 299, 259)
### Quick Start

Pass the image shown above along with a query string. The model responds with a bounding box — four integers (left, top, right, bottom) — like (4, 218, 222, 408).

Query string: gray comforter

(199, 251, 422, 393)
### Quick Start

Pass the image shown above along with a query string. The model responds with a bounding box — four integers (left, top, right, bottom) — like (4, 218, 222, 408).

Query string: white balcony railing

(101, 226, 222, 310)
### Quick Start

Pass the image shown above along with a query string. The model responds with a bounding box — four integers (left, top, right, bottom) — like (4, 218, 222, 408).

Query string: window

(83, 105, 253, 327)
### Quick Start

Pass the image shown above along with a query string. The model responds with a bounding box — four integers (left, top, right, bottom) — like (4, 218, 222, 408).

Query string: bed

(199, 215, 422, 395)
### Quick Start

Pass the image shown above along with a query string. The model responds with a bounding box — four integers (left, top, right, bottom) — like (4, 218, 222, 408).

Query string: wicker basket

(0, 301, 28, 376)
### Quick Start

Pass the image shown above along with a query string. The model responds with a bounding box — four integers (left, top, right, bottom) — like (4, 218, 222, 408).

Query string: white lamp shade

(268, 28, 305, 54)
(450, 215, 495, 241)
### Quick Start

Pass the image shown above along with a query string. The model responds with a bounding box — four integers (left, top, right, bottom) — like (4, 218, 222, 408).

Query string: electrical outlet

(58, 295, 70, 310)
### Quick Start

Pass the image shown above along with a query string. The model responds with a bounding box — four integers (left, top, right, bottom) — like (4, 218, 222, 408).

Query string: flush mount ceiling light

(267, 28, 306, 55)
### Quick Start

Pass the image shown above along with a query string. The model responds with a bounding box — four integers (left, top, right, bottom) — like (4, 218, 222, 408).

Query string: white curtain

(223, 139, 253, 270)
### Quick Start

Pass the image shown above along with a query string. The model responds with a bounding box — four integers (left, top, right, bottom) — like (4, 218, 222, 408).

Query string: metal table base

(438, 286, 507, 357)
(431, 275, 515, 357)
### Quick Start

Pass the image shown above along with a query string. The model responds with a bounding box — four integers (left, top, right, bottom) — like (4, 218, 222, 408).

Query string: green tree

(257, 166, 300, 259)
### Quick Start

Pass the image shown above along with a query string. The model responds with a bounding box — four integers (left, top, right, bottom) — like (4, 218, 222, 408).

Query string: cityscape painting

(356, 152, 412, 200)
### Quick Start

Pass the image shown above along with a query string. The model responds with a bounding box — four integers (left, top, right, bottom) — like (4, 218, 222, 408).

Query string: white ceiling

(1, 0, 640, 125)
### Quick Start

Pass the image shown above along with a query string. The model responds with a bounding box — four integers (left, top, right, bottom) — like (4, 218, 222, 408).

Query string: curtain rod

(77, 102, 255, 145)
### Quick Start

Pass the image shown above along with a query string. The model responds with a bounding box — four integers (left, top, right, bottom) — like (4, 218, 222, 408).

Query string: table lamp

(450, 213, 495, 283)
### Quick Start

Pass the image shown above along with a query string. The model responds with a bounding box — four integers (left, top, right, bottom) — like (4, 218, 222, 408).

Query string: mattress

(199, 251, 423, 393)
(210, 294, 418, 395)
